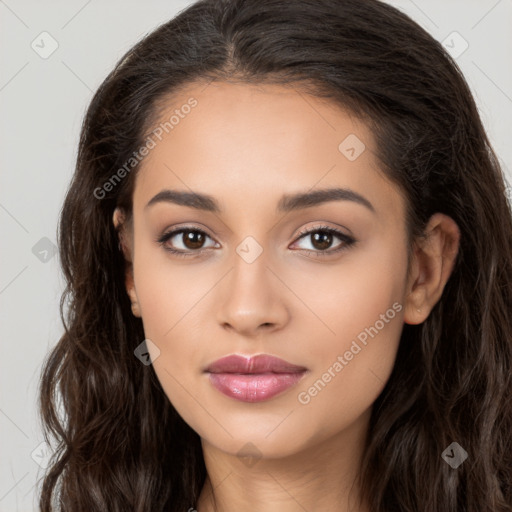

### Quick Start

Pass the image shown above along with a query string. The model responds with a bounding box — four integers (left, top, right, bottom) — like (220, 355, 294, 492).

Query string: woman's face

(122, 81, 413, 459)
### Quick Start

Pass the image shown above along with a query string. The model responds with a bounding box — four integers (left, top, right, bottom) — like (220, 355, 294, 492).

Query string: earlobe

(113, 207, 124, 230)
(124, 264, 141, 317)
(403, 213, 460, 325)
(127, 272, 141, 317)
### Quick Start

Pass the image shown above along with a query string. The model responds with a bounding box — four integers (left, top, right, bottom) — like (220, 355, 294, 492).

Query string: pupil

(312, 232, 332, 250)
(184, 230, 204, 249)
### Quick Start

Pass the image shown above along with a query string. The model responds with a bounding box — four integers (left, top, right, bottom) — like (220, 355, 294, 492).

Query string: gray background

(1, 1, 511, 510)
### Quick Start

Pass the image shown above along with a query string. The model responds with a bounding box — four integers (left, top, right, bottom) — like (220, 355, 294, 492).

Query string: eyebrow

(145, 187, 375, 214)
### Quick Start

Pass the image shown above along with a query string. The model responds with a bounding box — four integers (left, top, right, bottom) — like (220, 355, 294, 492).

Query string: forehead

(133, 81, 405, 223)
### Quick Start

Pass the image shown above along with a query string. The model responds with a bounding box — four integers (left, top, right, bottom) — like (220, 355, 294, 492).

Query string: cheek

(334, 244, 406, 370)
(296, 311, 403, 436)
(294, 246, 406, 418)
(133, 242, 216, 340)
(289, 235, 406, 348)
(132, 246, 218, 401)
(132, 253, 212, 421)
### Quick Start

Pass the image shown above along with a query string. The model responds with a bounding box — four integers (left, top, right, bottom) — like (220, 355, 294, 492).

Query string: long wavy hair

(38, 0, 512, 510)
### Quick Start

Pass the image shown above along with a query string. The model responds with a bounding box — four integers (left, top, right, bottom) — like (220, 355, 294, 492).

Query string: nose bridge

(215, 234, 289, 334)
(233, 236, 270, 291)
(229, 235, 274, 305)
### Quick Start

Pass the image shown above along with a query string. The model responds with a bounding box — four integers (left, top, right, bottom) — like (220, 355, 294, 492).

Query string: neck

(195, 408, 372, 512)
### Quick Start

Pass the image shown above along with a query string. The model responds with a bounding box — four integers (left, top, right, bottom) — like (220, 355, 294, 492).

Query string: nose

(215, 250, 290, 337)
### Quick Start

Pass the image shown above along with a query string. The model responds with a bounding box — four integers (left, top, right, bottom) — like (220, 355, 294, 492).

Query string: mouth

(204, 354, 308, 402)
(205, 353, 307, 374)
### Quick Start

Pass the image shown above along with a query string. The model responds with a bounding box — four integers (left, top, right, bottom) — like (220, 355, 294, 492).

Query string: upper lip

(205, 354, 307, 374)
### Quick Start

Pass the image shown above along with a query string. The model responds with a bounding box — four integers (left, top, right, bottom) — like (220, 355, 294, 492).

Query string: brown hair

(38, 0, 512, 510)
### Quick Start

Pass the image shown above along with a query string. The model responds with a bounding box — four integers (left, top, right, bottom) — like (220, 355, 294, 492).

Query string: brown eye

(292, 225, 356, 256)
(310, 231, 333, 251)
(157, 227, 217, 257)
(181, 230, 206, 250)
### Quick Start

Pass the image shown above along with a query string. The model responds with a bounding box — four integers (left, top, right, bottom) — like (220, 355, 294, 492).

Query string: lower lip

(208, 371, 307, 402)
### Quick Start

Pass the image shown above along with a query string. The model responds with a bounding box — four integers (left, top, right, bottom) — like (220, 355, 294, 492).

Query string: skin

(113, 81, 460, 512)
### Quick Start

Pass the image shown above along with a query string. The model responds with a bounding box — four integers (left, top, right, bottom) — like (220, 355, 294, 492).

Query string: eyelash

(156, 224, 356, 259)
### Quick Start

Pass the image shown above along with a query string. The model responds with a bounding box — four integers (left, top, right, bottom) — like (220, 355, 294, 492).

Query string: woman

(38, 0, 512, 510)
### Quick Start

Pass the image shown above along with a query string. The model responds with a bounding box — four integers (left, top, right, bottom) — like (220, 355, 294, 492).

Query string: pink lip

(205, 354, 308, 403)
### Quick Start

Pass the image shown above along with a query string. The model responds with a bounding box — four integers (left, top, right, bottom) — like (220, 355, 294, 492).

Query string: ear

(113, 207, 141, 318)
(403, 213, 460, 325)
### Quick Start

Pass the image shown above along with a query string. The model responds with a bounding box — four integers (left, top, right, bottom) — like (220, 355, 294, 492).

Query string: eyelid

(290, 224, 355, 252)
(155, 224, 218, 253)
(156, 223, 356, 257)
